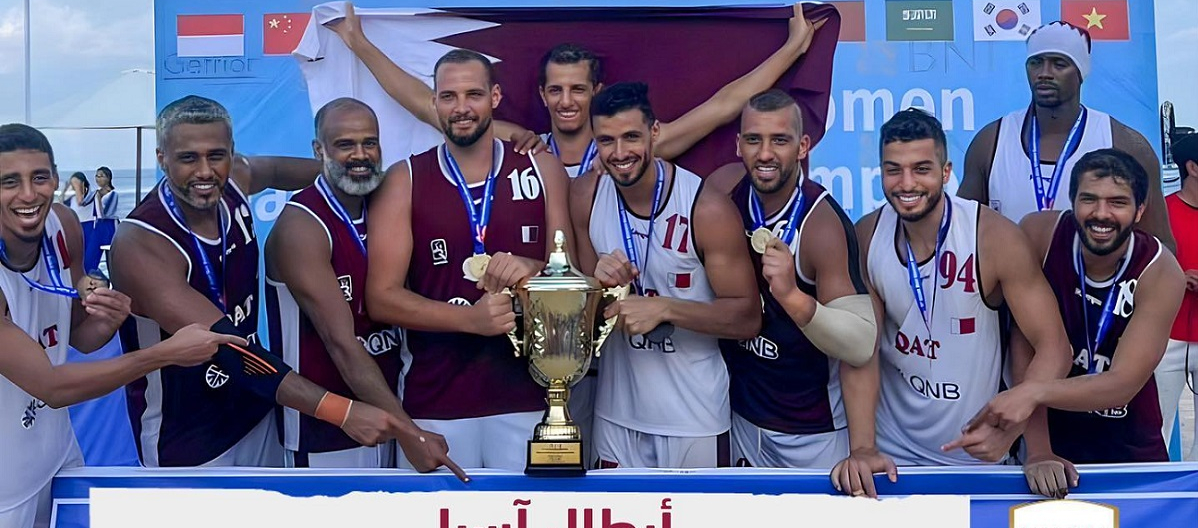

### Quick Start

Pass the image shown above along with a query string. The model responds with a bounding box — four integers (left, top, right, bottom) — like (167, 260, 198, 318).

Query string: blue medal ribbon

(903, 197, 953, 334)
(161, 184, 227, 312)
(748, 175, 808, 247)
(316, 176, 367, 256)
(616, 159, 666, 296)
(442, 141, 501, 256)
(1029, 105, 1088, 211)
(1073, 237, 1125, 375)
(548, 135, 598, 175)
(0, 235, 79, 298)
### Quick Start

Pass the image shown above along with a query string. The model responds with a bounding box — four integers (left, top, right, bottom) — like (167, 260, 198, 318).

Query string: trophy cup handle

(593, 284, 630, 355)
(503, 288, 524, 356)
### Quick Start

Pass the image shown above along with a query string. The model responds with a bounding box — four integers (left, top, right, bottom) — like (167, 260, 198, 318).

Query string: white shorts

(594, 417, 728, 469)
(729, 412, 849, 469)
(0, 439, 82, 528)
(284, 442, 393, 468)
(201, 411, 283, 468)
(568, 374, 598, 468)
(399, 411, 541, 471)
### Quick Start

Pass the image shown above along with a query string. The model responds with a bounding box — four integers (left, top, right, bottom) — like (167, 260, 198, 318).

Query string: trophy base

(525, 439, 586, 477)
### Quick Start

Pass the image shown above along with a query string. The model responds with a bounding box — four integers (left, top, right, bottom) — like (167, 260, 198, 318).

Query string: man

(0, 123, 242, 528)
(959, 21, 1174, 251)
(705, 89, 877, 470)
(111, 96, 455, 472)
(1156, 133, 1198, 461)
(364, 49, 570, 470)
(846, 109, 1070, 479)
(264, 98, 460, 473)
(974, 149, 1183, 495)
(325, 2, 823, 177)
(568, 81, 759, 468)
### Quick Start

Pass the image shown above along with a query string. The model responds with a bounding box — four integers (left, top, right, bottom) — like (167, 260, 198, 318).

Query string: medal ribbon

(1029, 105, 1088, 211)
(616, 159, 666, 296)
(903, 197, 953, 334)
(442, 140, 501, 256)
(1073, 236, 1125, 375)
(0, 235, 78, 298)
(548, 134, 598, 175)
(316, 176, 367, 256)
(748, 176, 808, 246)
(162, 184, 227, 312)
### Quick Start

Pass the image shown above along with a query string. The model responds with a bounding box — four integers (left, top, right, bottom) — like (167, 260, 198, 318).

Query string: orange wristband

(315, 392, 352, 428)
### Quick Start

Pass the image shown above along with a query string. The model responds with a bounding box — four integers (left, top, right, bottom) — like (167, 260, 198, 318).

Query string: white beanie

(1026, 21, 1092, 79)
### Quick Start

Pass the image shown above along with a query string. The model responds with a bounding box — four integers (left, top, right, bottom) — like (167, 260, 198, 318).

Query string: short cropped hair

(590, 81, 655, 126)
(744, 89, 803, 132)
(1069, 148, 1149, 208)
(538, 43, 603, 87)
(0, 123, 56, 168)
(434, 49, 496, 88)
(314, 97, 377, 142)
(879, 108, 948, 165)
(156, 95, 233, 147)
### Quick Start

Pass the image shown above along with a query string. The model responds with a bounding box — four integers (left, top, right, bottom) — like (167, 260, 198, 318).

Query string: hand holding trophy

(507, 230, 627, 476)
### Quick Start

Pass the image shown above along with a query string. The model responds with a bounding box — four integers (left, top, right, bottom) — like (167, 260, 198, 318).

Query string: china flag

(1060, 0, 1129, 40)
(263, 13, 311, 55)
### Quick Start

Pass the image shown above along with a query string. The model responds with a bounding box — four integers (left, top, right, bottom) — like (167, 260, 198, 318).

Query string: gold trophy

(507, 230, 626, 476)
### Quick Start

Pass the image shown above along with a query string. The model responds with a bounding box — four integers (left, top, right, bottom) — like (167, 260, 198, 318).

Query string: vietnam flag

(264, 13, 312, 55)
(1061, 0, 1129, 40)
(176, 14, 244, 57)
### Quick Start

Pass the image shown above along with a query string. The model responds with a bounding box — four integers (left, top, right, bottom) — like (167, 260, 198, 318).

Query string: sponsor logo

(448, 297, 472, 307)
(22, 398, 47, 429)
(205, 364, 230, 389)
(359, 328, 402, 356)
(232, 295, 255, 327)
(740, 335, 779, 360)
(338, 275, 353, 302)
(431, 239, 449, 266)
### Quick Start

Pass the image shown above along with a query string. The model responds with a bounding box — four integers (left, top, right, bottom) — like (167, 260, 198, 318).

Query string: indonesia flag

(176, 14, 244, 57)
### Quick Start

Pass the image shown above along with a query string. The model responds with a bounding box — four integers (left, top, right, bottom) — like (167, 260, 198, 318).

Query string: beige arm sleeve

(797, 294, 877, 368)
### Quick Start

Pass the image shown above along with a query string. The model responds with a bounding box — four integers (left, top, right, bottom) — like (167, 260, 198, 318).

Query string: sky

(0, 0, 1194, 171)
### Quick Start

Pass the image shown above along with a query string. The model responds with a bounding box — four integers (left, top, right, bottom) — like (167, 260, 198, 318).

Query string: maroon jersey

(119, 180, 271, 467)
(265, 181, 403, 453)
(405, 139, 547, 419)
(1042, 212, 1167, 463)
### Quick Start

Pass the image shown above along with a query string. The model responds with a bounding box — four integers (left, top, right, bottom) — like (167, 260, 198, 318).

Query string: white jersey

(589, 163, 730, 437)
(0, 210, 77, 511)
(988, 106, 1113, 222)
(867, 195, 1002, 465)
(539, 133, 585, 178)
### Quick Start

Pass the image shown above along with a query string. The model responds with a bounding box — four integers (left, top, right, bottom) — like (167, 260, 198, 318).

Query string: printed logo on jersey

(629, 333, 676, 353)
(740, 335, 779, 359)
(39, 324, 60, 349)
(895, 329, 942, 360)
(448, 297, 472, 306)
(899, 369, 961, 401)
(337, 275, 353, 302)
(1113, 278, 1136, 318)
(507, 167, 542, 201)
(205, 364, 230, 389)
(232, 294, 255, 327)
(21, 398, 47, 429)
(431, 239, 449, 266)
(358, 327, 401, 356)
(522, 225, 540, 244)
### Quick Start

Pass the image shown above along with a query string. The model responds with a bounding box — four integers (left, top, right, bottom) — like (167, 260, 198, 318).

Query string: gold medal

(750, 227, 773, 254)
(463, 253, 491, 282)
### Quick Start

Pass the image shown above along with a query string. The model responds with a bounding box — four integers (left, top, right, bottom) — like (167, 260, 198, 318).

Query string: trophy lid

(521, 230, 602, 292)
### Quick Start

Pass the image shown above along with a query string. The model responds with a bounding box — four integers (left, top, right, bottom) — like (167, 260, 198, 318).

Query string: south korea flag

(973, 0, 1041, 41)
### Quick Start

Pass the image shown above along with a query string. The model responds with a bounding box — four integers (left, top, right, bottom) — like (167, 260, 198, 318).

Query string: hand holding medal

(750, 227, 774, 254)
(760, 237, 799, 300)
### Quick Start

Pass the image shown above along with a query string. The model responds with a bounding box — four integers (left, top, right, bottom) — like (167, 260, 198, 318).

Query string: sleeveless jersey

(405, 139, 547, 419)
(988, 106, 1113, 222)
(265, 182, 403, 454)
(1042, 213, 1167, 463)
(1167, 193, 1198, 341)
(119, 180, 271, 467)
(722, 174, 861, 435)
(589, 163, 730, 436)
(0, 210, 75, 511)
(867, 195, 1003, 465)
(539, 132, 584, 178)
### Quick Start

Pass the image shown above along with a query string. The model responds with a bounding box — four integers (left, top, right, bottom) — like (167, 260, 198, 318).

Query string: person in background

(60, 172, 95, 226)
(85, 166, 119, 272)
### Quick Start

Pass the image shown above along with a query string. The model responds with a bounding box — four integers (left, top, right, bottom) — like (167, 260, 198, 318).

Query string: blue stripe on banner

(51, 464, 1198, 528)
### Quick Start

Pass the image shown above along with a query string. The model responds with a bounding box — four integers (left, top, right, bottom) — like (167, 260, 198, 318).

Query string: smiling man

(958, 21, 1174, 252)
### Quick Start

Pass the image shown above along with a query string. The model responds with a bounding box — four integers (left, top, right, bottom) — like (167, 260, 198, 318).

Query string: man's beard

(1078, 218, 1135, 257)
(325, 158, 384, 196)
(750, 164, 800, 195)
(444, 116, 492, 148)
(169, 179, 221, 211)
(892, 189, 944, 223)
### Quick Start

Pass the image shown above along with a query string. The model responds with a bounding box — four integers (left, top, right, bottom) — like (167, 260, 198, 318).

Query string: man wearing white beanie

(959, 21, 1174, 252)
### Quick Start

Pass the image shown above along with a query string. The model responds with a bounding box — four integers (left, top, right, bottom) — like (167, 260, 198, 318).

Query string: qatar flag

(294, 3, 840, 175)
